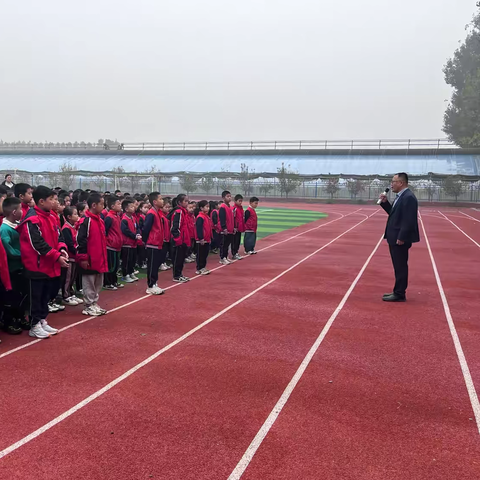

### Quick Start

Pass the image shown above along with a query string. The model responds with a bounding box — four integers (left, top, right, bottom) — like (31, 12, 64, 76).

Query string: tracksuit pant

(196, 243, 210, 271)
(244, 231, 257, 253)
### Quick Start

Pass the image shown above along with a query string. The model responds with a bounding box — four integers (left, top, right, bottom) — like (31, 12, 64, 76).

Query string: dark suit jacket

(381, 189, 420, 246)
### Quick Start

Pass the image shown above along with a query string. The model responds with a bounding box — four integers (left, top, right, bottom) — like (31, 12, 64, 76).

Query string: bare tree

(325, 177, 340, 199)
(180, 175, 198, 195)
(443, 177, 466, 202)
(239, 163, 255, 196)
(346, 179, 366, 199)
(200, 176, 215, 194)
(277, 163, 302, 198)
(58, 161, 78, 189)
(259, 183, 273, 198)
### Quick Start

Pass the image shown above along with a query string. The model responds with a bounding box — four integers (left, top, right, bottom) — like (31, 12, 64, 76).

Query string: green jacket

(0, 220, 23, 272)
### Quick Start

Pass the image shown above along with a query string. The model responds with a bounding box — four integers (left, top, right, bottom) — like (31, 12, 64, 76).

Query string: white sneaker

(195, 270, 202, 275)
(53, 303, 66, 311)
(180, 276, 190, 282)
(29, 323, 50, 339)
(82, 306, 101, 316)
(40, 320, 58, 335)
(233, 254, 243, 260)
(73, 295, 84, 304)
(185, 257, 195, 263)
(219, 258, 229, 266)
(134, 269, 140, 275)
(146, 286, 164, 295)
(48, 303, 59, 313)
(63, 297, 79, 306)
(200, 268, 210, 275)
(93, 304, 107, 315)
(252, 250, 258, 254)
(122, 275, 135, 283)
(160, 263, 169, 271)
(130, 274, 139, 281)
(226, 258, 235, 264)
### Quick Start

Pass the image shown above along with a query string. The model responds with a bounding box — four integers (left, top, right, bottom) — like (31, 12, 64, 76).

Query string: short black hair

(87, 192, 103, 208)
(76, 202, 86, 213)
(85, 189, 91, 193)
(58, 196, 66, 206)
(123, 192, 130, 197)
(4, 174, 12, 179)
(104, 191, 111, 195)
(33, 185, 55, 204)
(234, 194, 243, 201)
(396, 172, 409, 184)
(221, 190, 231, 198)
(63, 206, 77, 220)
(2, 197, 21, 216)
(250, 196, 259, 203)
(148, 191, 161, 205)
(107, 196, 120, 209)
(122, 198, 134, 212)
(0, 185, 9, 198)
(14, 183, 32, 198)
(198, 200, 209, 209)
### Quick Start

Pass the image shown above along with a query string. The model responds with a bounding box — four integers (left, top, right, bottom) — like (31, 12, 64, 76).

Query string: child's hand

(199, 239, 205, 245)
(58, 256, 70, 268)
(78, 260, 89, 270)
(136, 234, 142, 240)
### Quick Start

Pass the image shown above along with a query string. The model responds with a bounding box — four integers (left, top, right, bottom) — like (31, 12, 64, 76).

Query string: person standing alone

(379, 172, 419, 302)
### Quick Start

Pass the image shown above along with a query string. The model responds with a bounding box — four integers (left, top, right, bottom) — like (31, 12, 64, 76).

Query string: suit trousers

(389, 243, 411, 298)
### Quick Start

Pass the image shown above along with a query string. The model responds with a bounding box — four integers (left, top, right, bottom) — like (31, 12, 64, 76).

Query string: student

(76, 202, 87, 218)
(137, 201, 149, 269)
(0, 197, 25, 334)
(103, 196, 124, 290)
(0, 185, 7, 223)
(120, 198, 141, 283)
(209, 201, 220, 254)
(169, 194, 191, 283)
(61, 206, 83, 305)
(18, 186, 69, 339)
(76, 193, 108, 317)
(142, 192, 166, 295)
(14, 183, 34, 219)
(218, 190, 235, 265)
(185, 201, 196, 263)
(244, 196, 259, 254)
(231, 194, 245, 260)
(2, 173, 15, 193)
(195, 200, 212, 275)
(159, 199, 172, 271)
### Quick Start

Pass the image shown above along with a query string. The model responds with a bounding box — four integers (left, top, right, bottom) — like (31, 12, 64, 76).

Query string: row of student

(0, 185, 259, 342)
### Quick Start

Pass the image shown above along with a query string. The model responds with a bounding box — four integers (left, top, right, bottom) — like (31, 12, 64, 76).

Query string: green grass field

(254, 208, 328, 240)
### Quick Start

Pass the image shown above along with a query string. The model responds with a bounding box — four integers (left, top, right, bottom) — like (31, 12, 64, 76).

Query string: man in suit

(379, 172, 420, 302)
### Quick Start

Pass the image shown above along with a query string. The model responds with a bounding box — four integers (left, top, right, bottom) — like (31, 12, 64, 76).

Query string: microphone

(377, 187, 390, 205)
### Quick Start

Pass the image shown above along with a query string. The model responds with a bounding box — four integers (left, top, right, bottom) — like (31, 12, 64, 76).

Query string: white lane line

(0, 213, 379, 460)
(438, 212, 480, 248)
(419, 213, 480, 434)
(460, 211, 480, 223)
(0, 210, 369, 360)
(228, 233, 385, 480)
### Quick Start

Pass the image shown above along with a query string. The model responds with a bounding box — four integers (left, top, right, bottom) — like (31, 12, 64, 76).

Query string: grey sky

(0, 0, 477, 143)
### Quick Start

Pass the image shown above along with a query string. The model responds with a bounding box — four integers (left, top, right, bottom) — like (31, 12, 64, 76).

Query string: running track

(1, 204, 480, 479)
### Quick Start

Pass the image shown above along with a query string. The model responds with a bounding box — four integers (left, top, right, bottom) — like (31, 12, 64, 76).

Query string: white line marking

(460, 211, 480, 223)
(0, 210, 371, 360)
(419, 213, 480, 434)
(438, 212, 480, 248)
(227, 233, 385, 480)
(0, 213, 379, 460)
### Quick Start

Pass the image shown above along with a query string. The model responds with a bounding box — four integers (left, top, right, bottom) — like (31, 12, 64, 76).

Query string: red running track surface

(0, 205, 479, 480)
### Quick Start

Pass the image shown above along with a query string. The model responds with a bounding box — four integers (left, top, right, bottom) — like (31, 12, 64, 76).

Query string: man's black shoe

(383, 292, 394, 298)
(382, 294, 406, 302)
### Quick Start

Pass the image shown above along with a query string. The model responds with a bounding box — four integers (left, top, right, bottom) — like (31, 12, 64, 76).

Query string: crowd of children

(0, 180, 259, 343)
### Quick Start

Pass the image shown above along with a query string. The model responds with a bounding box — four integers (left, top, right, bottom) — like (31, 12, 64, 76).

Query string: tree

(325, 177, 340, 199)
(277, 163, 301, 198)
(128, 172, 141, 194)
(91, 175, 107, 191)
(443, 176, 466, 201)
(200, 176, 215, 194)
(259, 183, 273, 198)
(180, 175, 198, 194)
(58, 161, 77, 189)
(217, 177, 233, 193)
(443, 5, 480, 147)
(346, 179, 366, 199)
(239, 163, 255, 196)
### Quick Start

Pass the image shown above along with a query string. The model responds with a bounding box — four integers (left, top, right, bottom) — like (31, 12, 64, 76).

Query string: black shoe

(383, 292, 394, 298)
(382, 294, 406, 302)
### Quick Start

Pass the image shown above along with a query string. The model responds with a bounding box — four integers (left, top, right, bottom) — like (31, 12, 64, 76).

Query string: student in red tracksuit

(0, 189, 12, 344)
(195, 200, 213, 275)
(209, 201, 220, 253)
(231, 194, 246, 260)
(76, 193, 108, 317)
(185, 201, 196, 263)
(160, 199, 172, 271)
(218, 190, 235, 265)
(14, 183, 34, 220)
(142, 192, 165, 296)
(137, 201, 149, 269)
(244, 196, 259, 254)
(61, 206, 82, 306)
(18, 186, 69, 339)
(169, 194, 191, 283)
(120, 199, 141, 283)
(49, 194, 67, 311)
(103, 196, 124, 290)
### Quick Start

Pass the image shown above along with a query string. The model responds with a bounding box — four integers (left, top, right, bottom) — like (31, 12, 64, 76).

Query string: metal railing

(0, 138, 458, 152)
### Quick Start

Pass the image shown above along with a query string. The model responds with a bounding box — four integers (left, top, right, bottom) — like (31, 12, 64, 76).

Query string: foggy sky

(0, 0, 477, 143)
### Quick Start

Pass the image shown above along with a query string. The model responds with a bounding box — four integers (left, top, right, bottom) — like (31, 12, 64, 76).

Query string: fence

(0, 138, 458, 152)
